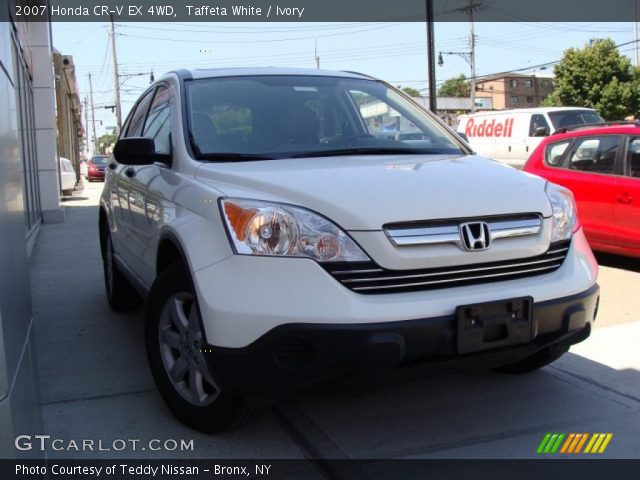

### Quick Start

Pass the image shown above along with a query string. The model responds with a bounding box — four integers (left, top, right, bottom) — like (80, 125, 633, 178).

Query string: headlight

(220, 198, 370, 262)
(545, 182, 579, 242)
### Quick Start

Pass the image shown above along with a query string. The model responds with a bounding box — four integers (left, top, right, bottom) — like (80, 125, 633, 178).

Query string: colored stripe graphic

(539, 433, 612, 454)
(584, 433, 599, 453)
(560, 433, 575, 453)
(550, 433, 565, 453)
(537, 433, 552, 453)
(537, 433, 565, 453)
(598, 433, 613, 453)
(585, 433, 613, 454)
(544, 434, 559, 453)
(574, 433, 589, 453)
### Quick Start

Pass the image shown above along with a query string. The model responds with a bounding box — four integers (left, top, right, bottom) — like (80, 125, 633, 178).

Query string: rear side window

(143, 85, 172, 154)
(548, 110, 603, 130)
(568, 136, 620, 174)
(544, 140, 570, 166)
(627, 137, 640, 178)
(125, 90, 155, 138)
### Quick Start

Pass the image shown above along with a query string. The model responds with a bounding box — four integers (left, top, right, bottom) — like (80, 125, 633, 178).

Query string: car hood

(195, 154, 552, 230)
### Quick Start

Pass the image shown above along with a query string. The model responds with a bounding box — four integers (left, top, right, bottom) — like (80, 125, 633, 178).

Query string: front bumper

(88, 171, 105, 180)
(194, 229, 598, 348)
(204, 284, 598, 399)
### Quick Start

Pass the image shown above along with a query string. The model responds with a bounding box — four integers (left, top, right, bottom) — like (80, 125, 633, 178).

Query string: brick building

(475, 73, 554, 110)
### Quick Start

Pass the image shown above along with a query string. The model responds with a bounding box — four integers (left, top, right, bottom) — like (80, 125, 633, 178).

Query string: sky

(50, 21, 638, 139)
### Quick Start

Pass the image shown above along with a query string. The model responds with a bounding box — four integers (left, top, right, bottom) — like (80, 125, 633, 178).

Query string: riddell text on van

(465, 118, 515, 137)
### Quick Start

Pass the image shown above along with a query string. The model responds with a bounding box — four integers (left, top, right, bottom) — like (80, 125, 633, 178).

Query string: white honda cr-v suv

(99, 68, 599, 432)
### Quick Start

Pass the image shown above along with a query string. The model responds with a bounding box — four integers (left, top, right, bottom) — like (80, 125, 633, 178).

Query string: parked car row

(456, 108, 639, 259)
(523, 122, 640, 258)
(456, 107, 604, 167)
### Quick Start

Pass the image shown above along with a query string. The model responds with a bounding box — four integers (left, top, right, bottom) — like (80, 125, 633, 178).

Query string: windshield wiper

(196, 152, 276, 162)
(288, 147, 428, 159)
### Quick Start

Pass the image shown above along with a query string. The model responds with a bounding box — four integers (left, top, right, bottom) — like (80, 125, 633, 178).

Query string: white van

(457, 107, 603, 166)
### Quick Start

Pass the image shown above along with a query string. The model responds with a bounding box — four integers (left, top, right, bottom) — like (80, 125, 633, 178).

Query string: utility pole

(109, 14, 122, 134)
(452, 0, 484, 113)
(633, 0, 639, 67)
(425, 0, 437, 112)
(88, 73, 97, 155)
(84, 96, 89, 157)
(314, 40, 320, 69)
(469, 9, 476, 112)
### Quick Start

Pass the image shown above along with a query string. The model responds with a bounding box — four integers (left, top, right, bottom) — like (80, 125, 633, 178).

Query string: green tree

(437, 74, 470, 97)
(401, 87, 422, 97)
(541, 38, 640, 120)
(96, 133, 117, 154)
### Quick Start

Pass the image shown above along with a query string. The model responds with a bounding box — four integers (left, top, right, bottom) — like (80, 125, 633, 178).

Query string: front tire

(145, 263, 254, 432)
(494, 344, 569, 374)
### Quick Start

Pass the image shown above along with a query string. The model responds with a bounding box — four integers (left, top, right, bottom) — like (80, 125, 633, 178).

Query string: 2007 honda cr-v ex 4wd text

(99, 68, 599, 432)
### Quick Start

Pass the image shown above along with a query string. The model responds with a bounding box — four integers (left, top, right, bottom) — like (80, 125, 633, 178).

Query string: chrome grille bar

(351, 265, 559, 291)
(341, 254, 564, 284)
(385, 215, 542, 247)
(322, 240, 570, 295)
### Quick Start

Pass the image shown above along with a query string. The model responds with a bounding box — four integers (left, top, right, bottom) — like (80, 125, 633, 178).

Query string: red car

(524, 122, 640, 258)
(86, 155, 109, 182)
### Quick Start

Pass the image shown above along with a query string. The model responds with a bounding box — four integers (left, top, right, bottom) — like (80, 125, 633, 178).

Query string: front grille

(322, 240, 571, 295)
(384, 213, 542, 247)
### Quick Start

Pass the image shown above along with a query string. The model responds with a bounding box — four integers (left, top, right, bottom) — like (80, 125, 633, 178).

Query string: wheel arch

(156, 231, 192, 277)
(99, 206, 108, 259)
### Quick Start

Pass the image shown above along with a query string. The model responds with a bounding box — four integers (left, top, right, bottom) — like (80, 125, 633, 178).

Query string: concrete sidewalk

(28, 181, 640, 469)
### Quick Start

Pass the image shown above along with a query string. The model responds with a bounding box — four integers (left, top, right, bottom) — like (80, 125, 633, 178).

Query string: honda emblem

(459, 222, 491, 251)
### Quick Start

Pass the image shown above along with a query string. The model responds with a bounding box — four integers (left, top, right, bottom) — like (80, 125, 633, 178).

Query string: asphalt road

(26, 180, 640, 476)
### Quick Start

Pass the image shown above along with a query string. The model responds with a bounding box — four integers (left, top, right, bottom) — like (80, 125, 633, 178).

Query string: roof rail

(341, 70, 375, 79)
(553, 120, 640, 134)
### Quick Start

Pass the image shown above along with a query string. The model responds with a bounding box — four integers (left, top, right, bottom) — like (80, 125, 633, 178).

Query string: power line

(114, 23, 406, 44)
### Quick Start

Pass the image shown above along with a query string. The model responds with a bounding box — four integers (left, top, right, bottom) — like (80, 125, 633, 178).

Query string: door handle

(124, 167, 136, 178)
(108, 162, 117, 170)
(617, 193, 633, 204)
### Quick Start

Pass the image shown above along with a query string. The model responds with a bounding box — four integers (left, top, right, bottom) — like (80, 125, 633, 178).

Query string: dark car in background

(87, 155, 109, 182)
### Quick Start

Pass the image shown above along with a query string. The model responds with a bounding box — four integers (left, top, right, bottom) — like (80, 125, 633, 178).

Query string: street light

(438, 50, 476, 112)
(119, 70, 155, 86)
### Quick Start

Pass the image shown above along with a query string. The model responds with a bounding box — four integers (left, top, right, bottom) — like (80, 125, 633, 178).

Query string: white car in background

(59, 157, 76, 196)
(456, 107, 603, 166)
(99, 68, 599, 432)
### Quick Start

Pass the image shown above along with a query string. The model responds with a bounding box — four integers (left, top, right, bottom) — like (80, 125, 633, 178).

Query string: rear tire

(145, 263, 257, 432)
(494, 344, 569, 374)
(101, 229, 142, 311)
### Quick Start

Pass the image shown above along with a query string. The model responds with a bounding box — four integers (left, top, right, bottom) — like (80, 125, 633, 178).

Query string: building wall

(476, 76, 554, 110)
(53, 52, 82, 182)
(0, 8, 60, 457)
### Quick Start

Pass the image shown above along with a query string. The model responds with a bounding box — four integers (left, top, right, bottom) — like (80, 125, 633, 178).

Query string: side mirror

(533, 126, 549, 137)
(457, 132, 469, 143)
(113, 137, 170, 166)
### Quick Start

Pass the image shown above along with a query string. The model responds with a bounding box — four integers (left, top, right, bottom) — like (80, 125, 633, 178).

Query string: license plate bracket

(456, 297, 533, 354)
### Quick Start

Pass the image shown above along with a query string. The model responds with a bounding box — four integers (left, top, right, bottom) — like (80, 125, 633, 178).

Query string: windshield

(91, 156, 109, 165)
(185, 75, 465, 160)
(548, 110, 604, 130)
